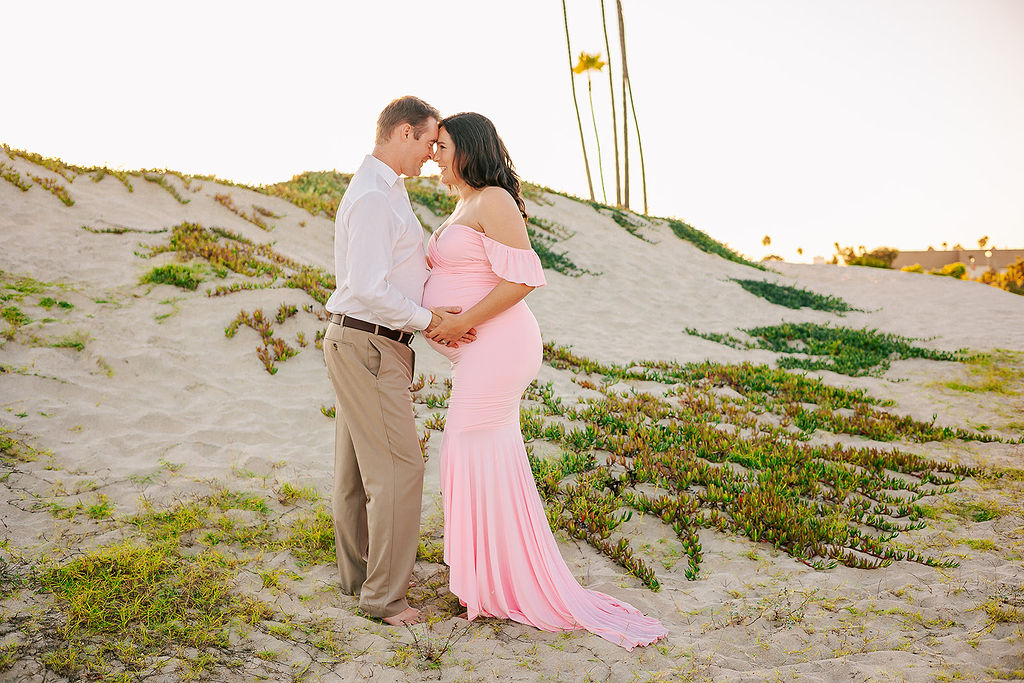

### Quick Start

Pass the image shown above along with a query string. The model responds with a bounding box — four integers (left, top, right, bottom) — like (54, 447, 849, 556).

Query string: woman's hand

(427, 311, 474, 345)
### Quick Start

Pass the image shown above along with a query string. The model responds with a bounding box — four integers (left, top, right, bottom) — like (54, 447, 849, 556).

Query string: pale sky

(3, 0, 1022, 262)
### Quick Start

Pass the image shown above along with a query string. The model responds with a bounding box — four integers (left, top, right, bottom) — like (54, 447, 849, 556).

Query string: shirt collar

(364, 154, 400, 187)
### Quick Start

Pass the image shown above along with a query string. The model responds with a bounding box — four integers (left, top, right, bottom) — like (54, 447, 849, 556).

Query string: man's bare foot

(455, 610, 469, 619)
(383, 607, 422, 626)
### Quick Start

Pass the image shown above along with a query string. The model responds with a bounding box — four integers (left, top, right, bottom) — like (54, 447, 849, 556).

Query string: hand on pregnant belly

(421, 298, 477, 350)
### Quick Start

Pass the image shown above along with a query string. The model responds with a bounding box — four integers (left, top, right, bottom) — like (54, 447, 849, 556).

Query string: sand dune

(1, 149, 1022, 681)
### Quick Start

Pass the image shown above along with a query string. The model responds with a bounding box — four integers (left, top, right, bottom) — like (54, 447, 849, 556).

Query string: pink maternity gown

(421, 223, 667, 650)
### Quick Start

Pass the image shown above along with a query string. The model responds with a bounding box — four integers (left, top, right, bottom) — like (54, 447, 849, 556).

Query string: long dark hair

(440, 112, 528, 221)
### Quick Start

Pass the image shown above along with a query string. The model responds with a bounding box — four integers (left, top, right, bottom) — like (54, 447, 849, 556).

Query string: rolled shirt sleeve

(344, 192, 433, 330)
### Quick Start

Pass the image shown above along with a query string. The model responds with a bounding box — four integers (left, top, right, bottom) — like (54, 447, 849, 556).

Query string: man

(323, 96, 472, 626)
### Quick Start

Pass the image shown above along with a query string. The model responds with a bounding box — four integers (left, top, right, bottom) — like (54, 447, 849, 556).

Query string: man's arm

(345, 192, 433, 331)
(344, 193, 476, 344)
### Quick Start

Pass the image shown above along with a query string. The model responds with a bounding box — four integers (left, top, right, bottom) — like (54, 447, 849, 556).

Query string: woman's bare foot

(455, 610, 469, 619)
(383, 607, 422, 626)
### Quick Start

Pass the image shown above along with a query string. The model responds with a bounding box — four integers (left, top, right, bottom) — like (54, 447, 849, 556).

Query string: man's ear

(398, 122, 413, 141)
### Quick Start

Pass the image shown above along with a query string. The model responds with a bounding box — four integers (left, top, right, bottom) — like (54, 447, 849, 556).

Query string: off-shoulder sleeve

(482, 236, 547, 287)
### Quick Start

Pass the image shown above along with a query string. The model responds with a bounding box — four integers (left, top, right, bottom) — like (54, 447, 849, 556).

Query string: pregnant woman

(422, 112, 667, 650)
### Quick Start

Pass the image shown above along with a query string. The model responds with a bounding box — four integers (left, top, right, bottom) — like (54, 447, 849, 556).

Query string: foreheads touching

(375, 95, 440, 176)
(375, 95, 440, 144)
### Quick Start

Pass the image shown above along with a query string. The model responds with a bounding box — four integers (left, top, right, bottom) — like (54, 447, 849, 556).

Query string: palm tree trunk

(563, 0, 595, 202)
(600, 0, 620, 206)
(626, 77, 647, 214)
(616, 0, 629, 209)
(587, 73, 607, 203)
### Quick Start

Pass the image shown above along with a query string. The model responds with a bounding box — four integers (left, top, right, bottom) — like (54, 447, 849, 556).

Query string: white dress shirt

(325, 155, 433, 332)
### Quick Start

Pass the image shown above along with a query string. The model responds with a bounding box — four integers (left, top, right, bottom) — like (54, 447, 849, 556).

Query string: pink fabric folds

(441, 425, 668, 650)
(421, 220, 667, 650)
(481, 234, 547, 287)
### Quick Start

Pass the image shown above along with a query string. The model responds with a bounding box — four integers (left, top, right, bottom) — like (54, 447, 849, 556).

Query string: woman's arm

(426, 188, 536, 343)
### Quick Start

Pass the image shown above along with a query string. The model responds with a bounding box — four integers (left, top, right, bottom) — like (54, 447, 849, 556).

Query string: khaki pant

(323, 322, 422, 618)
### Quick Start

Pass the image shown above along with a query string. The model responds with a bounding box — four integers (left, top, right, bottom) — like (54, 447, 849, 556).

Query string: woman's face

(434, 127, 458, 186)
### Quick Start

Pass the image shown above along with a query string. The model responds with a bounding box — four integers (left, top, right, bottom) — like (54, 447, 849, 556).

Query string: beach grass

(3, 141, 1021, 680)
(143, 173, 190, 204)
(732, 278, 859, 313)
(140, 264, 203, 290)
(687, 322, 967, 377)
(516, 342, 993, 587)
(665, 217, 764, 270)
(214, 192, 273, 230)
(0, 161, 32, 191)
(940, 349, 1023, 395)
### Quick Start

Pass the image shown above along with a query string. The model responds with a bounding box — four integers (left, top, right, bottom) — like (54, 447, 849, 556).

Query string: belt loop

(373, 324, 380, 336)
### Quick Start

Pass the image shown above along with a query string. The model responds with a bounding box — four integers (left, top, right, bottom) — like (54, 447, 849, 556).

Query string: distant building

(812, 256, 827, 265)
(891, 249, 1024, 275)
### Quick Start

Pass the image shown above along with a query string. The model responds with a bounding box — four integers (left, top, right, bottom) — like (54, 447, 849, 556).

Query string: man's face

(402, 118, 439, 177)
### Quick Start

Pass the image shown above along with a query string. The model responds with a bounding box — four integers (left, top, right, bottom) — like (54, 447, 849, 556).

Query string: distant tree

(927, 245, 935, 251)
(976, 257, 1024, 295)
(833, 243, 899, 269)
(928, 262, 967, 279)
(562, 0, 595, 202)
(978, 235, 989, 249)
(762, 235, 771, 248)
(573, 51, 608, 203)
(761, 254, 784, 262)
(952, 242, 964, 251)
(941, 241, 948, 250)
(797, 247, 804, 256)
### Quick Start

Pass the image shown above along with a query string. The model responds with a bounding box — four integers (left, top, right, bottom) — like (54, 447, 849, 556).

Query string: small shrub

(743, 322, 964, 377)
(732, 279, 857, 313)
(929, 262, 967, 279)
(143, 173, 190, 204)
(527, 226, 595, 277)
(2, 306, 31, 326)
(834, 244, 898, 268)
(0, 162, 31, 191)
(50, 331, 88, 351)
(975, 257, 1024, 296)
(141, 264, 202, 290)
(666, 217, 764, 270)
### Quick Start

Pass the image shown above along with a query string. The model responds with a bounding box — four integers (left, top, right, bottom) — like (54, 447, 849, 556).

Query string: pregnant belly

(422, 272, 540, 365)
(422, 271, 495, 312)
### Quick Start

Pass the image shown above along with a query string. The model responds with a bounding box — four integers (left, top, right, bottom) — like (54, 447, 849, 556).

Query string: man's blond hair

(376, 96, 441, 145)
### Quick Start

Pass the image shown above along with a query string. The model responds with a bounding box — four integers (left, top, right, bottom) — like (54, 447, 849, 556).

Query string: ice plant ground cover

(2, 146, 1023, 680)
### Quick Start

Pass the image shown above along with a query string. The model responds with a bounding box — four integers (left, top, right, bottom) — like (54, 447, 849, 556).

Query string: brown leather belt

(329, 313, 414, 345)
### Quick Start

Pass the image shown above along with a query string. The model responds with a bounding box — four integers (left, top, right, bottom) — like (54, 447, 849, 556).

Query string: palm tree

(978, 235, 989, 249)
(562, 0, 595, 202)
(626, 71, 648, 214)
(573, 51, 608, 203)
(616, 0, 629, 209)
(762, 235, 772, 248)
(615, 0, 647, 213)
(600, 0, 620, 206)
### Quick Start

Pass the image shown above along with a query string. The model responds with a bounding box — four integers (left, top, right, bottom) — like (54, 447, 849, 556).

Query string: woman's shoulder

(476, 186, 530, 248)
(477, 185, 518, 209)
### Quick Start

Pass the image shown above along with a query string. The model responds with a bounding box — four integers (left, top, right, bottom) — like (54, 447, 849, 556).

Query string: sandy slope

(1, 152, 1022, 682)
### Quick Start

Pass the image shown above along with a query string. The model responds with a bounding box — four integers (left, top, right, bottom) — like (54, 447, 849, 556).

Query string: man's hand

(426, 307, 476, 347)
(425, 306, 459, 334)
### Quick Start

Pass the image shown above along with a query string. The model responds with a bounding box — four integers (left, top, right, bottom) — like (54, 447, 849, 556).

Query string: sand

(1, 150, 1022, 681)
